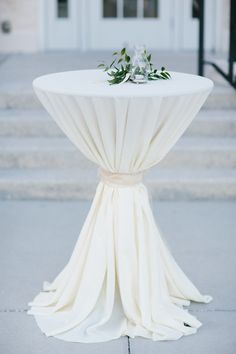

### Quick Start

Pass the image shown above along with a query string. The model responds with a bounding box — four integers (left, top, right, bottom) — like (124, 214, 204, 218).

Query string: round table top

(33, 69, 213, 98)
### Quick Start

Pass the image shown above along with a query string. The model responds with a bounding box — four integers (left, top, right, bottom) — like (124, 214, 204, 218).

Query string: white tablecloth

(28, 70, 213, 343)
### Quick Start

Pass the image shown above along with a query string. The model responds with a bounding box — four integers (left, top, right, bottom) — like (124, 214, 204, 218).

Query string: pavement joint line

(0, 308, 236, 313)
(127, 336, 131, 354)
(190, 309, 236, 312)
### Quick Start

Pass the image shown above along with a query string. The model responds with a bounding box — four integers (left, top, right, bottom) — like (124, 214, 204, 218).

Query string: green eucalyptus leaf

(160, 72, 168, 79)
(108, 78, 118, 84)
(125, 54, 130, 63)
(121, 47, 126, 55)
(160, 74, 167, 80)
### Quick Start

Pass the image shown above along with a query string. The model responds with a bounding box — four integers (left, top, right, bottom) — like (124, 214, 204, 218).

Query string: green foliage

(98, 47, 171, 85)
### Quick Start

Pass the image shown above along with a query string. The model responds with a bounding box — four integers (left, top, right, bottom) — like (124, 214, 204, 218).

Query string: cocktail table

(28, 69, 213, 343)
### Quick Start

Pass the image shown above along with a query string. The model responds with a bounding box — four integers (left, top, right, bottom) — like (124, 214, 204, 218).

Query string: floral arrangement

(98, 47, 171, 85)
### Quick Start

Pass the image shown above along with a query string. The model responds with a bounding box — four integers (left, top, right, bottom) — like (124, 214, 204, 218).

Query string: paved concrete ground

(0, 200, 236, 354)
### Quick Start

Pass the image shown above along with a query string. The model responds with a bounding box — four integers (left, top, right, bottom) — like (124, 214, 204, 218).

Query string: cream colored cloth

(28, 70, 213, 342)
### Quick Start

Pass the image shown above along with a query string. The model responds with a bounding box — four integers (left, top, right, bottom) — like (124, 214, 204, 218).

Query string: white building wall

(0, 0, 40, 53)
(0, 0, 231, 53)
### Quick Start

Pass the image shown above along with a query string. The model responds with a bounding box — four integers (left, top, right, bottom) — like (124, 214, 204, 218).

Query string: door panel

(45, 0, 79, 49)
(88, 0, 173, 50)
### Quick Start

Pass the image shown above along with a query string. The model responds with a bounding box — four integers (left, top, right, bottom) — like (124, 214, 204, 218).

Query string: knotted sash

(100, 169, 143, 187)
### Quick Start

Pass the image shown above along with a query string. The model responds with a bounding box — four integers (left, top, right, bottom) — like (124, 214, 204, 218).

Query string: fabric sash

(100, 169, 143, 187)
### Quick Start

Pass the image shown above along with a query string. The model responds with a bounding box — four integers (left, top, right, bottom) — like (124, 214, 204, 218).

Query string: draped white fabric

(28, 70, 213, 342)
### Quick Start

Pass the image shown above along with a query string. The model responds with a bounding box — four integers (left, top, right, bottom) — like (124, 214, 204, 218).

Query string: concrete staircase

(0, 105, 235, 200)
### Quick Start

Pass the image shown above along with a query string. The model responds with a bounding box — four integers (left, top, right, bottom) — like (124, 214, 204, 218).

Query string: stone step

(0, 167, 235, 200)
(0, 84, 235, 109)
(0, 136, 235, 169)
(0, 109, 60, 137)
(0, 109, 235, 138)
